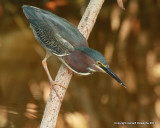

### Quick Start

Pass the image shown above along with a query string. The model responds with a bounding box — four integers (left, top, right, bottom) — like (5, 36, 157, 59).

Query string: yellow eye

(97, 61, 108, 67)
(97, 61, 101, 65)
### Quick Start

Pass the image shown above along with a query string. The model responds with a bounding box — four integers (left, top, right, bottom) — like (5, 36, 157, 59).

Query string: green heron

(22, 5, 126, 100)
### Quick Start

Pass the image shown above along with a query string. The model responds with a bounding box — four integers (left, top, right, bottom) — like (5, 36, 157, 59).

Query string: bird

(22, 5, 126, 101)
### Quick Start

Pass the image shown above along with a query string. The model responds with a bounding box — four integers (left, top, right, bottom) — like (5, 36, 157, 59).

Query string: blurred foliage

(0, 0, 160, 128)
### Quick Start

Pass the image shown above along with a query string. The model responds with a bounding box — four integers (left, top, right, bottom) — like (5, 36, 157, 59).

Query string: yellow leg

(42, 54, 66, 102)
(42, 55, 52, 83)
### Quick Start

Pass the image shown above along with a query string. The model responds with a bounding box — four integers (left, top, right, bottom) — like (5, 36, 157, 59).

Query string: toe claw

(50, 81, 64, 102)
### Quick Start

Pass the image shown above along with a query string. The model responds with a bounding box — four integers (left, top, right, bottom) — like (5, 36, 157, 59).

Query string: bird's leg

(42, 54, 52, 83)
(42, 54, 66, 102)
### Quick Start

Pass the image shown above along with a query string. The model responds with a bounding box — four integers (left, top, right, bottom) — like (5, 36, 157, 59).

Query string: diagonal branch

(40, 0, 104, 127)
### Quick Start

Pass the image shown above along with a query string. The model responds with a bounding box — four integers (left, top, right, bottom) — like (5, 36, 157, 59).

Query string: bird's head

(76, 46, 126, 88)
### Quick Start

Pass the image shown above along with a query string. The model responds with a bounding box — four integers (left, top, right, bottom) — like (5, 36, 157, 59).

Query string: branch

(40, 0, 104, 127)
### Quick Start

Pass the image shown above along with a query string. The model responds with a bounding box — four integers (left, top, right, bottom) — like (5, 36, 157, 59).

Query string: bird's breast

(60, 50, 95, 75)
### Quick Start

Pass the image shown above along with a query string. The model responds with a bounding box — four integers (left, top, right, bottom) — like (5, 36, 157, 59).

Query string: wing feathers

(23, 5, 74, 56)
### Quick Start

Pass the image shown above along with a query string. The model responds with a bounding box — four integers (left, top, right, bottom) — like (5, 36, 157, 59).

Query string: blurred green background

(0, 0, 160, 128)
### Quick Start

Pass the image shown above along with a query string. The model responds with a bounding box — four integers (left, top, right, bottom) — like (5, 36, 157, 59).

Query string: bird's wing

(22, 5, 88, 51)
(23, 5, 75, 56)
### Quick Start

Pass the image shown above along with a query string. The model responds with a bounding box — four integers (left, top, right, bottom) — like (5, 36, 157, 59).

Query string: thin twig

(40, 0, 104, 127)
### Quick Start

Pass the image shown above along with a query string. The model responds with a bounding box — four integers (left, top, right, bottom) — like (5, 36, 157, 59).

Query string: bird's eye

(97, 61, 101, 65)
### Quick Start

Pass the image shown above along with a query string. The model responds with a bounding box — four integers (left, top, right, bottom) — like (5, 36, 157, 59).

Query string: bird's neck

(75, 46, 96, 58)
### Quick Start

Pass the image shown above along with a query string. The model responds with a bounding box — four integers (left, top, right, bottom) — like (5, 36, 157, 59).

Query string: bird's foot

(50, 81, 66, 102)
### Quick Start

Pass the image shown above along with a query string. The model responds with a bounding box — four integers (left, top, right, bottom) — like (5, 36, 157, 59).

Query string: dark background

(0, 0, 160, 128)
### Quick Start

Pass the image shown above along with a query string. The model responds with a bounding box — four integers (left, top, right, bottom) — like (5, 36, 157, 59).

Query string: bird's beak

(101, 66, 126, 88)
